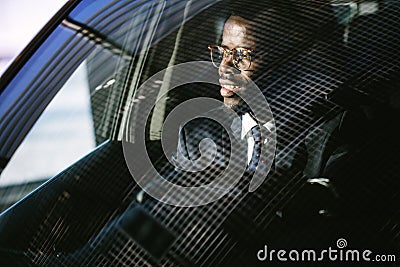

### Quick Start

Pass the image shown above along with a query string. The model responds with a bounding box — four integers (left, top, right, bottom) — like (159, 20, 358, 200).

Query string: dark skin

(218, 15, 263, 110)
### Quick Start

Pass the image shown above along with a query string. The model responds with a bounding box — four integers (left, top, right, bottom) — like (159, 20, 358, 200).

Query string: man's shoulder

(181, 105, 233, 133)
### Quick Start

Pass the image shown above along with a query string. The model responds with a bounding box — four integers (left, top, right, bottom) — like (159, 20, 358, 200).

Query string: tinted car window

(0, 63, 95, 188)
(0, 0, 400, 266)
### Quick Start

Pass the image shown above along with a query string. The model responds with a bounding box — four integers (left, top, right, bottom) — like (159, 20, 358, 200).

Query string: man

(168, 1, 341, 195)
(173, 14, 276, 177)
(165, 3, 350, 260)
(210, 15, 276, 171)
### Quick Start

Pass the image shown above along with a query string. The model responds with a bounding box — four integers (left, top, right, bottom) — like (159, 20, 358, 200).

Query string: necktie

(248, 125, 262, 172)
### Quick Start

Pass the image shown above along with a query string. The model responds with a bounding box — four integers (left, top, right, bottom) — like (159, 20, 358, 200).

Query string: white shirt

(241, 113, 274, 164)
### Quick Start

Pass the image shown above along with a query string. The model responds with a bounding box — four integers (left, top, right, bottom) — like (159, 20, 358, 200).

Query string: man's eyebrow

(220, 44, 255, 51)
(239, 46, 254, 51)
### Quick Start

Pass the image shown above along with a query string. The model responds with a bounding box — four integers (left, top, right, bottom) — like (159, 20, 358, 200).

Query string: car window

(0, 0, 400, 266)
(0, 63, 95, 186)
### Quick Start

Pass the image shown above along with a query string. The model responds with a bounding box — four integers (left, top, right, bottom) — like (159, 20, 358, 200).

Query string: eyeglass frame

(208, 45, 256, 71)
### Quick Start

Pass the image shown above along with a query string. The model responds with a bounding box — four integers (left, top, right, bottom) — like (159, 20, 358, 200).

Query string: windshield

(0, 0, 400, 265)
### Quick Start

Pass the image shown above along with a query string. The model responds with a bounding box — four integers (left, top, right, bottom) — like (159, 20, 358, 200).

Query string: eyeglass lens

(209, 46, 252, 71)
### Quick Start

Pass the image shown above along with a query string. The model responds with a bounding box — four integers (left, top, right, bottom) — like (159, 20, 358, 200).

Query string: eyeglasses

(208, 45, 255, 71)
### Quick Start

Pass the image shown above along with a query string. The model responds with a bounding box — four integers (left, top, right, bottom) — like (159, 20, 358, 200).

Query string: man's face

(219, 16, 260, 110)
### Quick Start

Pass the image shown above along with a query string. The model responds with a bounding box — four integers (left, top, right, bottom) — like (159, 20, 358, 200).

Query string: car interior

(0, 0, 399, 266)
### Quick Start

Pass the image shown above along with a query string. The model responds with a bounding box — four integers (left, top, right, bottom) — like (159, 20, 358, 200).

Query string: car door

(1, 0, 400, 266)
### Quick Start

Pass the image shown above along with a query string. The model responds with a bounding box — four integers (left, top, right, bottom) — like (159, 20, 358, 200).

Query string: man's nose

(219, 54, 240, 75)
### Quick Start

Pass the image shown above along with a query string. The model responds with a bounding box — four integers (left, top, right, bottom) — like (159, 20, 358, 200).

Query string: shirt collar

(241, 113, 274, 139)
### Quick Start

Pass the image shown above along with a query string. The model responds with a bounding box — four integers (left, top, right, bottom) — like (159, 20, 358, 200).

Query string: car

(0, 0, 399, 266)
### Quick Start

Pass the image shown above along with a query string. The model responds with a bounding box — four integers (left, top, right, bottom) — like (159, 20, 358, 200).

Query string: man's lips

(219, 79, 241, 97)
(220, 85, 241, 97)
